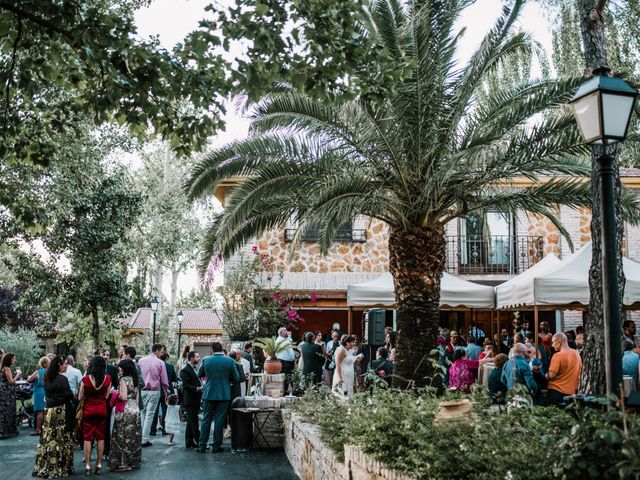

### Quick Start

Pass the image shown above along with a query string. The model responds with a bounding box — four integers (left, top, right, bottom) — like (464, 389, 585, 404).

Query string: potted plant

(253, 337, 292, 374)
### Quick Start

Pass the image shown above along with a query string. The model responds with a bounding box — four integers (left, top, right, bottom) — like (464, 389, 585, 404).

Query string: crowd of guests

(274, 322, 397, 397)
(1, 318, 638, 477)
(438, 322, 591, 406)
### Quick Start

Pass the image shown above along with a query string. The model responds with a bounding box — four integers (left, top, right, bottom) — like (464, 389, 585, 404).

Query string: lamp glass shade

(571, 91, 601, 143)
(150, 296, 159, 312)
(602, 92, 636, 139)
(570, 74, 637, 144)
(176, 310, 184, 324)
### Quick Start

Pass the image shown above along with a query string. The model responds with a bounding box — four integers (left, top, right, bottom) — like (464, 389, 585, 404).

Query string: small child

(164, 394, 181, 446)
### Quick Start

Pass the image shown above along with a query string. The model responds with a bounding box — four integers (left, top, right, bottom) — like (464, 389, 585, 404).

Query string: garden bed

(287, 388, 640, 480)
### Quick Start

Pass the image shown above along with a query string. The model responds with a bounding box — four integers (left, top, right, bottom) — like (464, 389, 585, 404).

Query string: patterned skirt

(32, 406, 74, 478)
(108, 408, 142, 470)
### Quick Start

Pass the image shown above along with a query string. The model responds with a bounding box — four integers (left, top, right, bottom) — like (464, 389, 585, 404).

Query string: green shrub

(0, 326, 43, 372)
(293, 388, 640, 480)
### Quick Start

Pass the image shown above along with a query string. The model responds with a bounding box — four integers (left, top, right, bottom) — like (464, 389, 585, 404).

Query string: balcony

(284, 228, 367, 243)
(446, 235, 544, 275)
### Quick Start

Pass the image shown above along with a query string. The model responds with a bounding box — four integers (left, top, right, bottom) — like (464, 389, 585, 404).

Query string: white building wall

(558, 205, 583, 259)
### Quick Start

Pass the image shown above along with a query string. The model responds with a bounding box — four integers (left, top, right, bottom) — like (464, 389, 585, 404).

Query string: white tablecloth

(479, 364, 495, 386)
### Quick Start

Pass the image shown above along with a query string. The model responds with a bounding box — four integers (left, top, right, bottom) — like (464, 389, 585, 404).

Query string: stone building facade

(216, 171, 640, 337)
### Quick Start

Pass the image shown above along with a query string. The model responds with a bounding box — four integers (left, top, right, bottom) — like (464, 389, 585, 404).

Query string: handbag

(74, 397, 85, 438)
(110, 391, 126, 414)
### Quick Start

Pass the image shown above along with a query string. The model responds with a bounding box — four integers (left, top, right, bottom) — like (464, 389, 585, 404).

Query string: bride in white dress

(332, 336, 360, 398)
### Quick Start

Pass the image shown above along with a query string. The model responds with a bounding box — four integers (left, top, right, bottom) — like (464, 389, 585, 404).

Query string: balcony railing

(446, 235, 544, 275)
(284, 228, 367, 243)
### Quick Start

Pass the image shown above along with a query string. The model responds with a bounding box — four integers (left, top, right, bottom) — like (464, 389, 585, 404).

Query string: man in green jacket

(197, 342, 240, 453)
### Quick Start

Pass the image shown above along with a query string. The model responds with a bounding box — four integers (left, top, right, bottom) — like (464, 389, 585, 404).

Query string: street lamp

(176, 310, 185, 359)
(569, 68, 638, 401)
(150, 296, 159, 345)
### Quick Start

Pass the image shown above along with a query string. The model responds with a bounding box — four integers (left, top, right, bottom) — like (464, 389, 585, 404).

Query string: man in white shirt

(63, 355, 83, 398)
(276, 327, 295, 375)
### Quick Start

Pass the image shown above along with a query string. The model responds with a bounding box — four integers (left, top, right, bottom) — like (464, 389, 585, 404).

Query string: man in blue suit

(197, 342, 240, 453)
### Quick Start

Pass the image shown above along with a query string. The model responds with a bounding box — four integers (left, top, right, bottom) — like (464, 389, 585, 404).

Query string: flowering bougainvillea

(215, 245, 318, 339)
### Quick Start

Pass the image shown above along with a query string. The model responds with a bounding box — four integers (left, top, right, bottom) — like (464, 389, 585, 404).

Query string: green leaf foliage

(293, 389, 640, 480)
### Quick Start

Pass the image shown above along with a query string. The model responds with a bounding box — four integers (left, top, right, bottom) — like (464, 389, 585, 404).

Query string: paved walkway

(1, 424, 298, 479)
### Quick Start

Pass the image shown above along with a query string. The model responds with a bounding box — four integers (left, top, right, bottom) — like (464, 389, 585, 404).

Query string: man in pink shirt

(138, 343, 169, 447)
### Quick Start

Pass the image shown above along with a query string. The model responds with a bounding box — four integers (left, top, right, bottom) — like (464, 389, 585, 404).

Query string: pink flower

(378, 370, 386, 377)
(287, 309, 298, 320)
(273, 293, 282, 300)
(251, 245, 258, 253)
(298, 317, 305, 323)
(310, 293, 318, 302)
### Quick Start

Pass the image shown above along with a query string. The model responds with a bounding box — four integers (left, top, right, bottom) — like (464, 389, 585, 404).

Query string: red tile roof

(126, 308, 223, 332)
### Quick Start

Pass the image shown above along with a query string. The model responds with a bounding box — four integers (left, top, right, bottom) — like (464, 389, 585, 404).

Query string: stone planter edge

(283, 410, 416, 480)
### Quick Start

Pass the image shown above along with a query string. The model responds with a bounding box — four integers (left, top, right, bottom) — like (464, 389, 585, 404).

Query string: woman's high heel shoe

(94, 464, 102, 475)
(85, 465, 91, 476)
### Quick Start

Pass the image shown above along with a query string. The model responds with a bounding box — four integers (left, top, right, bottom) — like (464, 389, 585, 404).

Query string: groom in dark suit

(180, 351, 202, 449)
(300, 331, 324, 385)
(197, 342, 240, 453)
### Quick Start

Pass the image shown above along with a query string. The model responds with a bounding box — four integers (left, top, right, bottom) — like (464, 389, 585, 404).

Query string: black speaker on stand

(364, 309, 386, 368)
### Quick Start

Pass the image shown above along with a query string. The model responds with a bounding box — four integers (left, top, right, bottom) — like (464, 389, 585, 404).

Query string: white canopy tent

(347, 272, 495, 309)
(496, 242, 640, 308)
(494, 242, 640, 353)
(495, 254, 561, 309)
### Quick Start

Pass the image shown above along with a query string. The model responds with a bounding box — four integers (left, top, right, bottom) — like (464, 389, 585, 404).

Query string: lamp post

(569, 69, 638, 400)
(150, 296, 159, 345)
(176, 310, 184, 359)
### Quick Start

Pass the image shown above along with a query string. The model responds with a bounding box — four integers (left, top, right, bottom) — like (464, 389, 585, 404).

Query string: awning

(347, 272, 495, 309)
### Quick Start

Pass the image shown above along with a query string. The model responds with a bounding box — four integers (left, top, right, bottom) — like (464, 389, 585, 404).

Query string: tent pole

(348, 307, 353, 335)
(496, 310, 500, 345)
(534, 305, 539, 357)
(471, 308, 475, 338)
(490, 309, 494, 341)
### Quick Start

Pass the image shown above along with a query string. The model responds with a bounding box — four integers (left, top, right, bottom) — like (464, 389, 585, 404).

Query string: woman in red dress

(78, 355, 112, 475)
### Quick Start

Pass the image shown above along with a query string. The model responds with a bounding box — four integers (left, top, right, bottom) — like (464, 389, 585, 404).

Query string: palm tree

(186, 0, 624, 388)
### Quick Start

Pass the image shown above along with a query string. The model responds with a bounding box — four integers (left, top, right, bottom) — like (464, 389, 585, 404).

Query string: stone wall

(527, 213, 561, 257)
(259, 217, 390, 274)
(283, 411, 415, 480)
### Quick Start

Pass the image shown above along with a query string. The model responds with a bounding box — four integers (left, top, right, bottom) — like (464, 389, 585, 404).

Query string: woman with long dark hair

(32, 355, 75, 478)
(108, 359, 141, 472)
(78, 355, 112, 475)
(0, 352, 18, 439)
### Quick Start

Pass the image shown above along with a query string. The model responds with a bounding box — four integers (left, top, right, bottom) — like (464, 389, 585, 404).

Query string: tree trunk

(577, 0, 609, 74)
(576, 0, 626, 394)
(153, 258, 164, 305)
(170, 265, 179, 318)
(91, 306, 100, 350)
(389, 224, 446, 390)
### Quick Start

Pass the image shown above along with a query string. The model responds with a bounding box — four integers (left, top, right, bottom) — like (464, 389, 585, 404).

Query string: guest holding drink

(0, 353, 19, 439)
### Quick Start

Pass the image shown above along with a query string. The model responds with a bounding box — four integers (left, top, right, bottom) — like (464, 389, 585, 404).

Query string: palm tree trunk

(389, 224, 446, 389)
(576, 0, 626, 394)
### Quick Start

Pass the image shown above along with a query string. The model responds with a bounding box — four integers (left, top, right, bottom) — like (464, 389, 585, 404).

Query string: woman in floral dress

(108, 359, 141, 472)
(0, 353, 18, 439)
(32, 356, 75, 478)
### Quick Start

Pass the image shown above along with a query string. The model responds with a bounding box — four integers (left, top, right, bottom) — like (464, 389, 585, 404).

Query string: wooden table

(232, 407, 279, 449)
